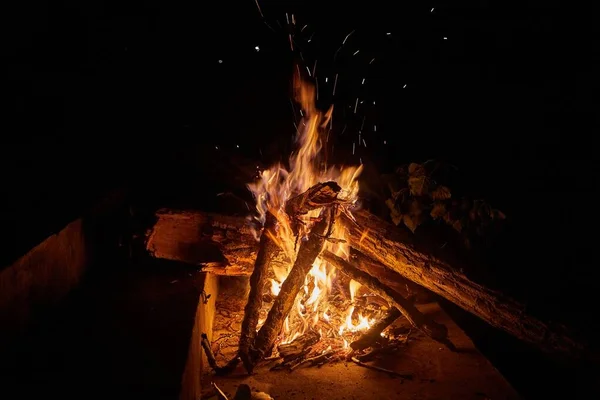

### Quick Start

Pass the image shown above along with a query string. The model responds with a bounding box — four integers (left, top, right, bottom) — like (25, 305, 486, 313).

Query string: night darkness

(2, 0, 597, 398)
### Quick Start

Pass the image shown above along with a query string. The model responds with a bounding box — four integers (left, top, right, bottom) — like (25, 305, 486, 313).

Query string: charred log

(285, 181, 341, 217)
(321, 251, 453, 349)
(350, 307, 403, 351)
(238, 212, 280, 373)
(249, 210, 332, 370)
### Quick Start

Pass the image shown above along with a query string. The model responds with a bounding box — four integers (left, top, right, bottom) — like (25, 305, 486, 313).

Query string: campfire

(197, 71, 454, 377)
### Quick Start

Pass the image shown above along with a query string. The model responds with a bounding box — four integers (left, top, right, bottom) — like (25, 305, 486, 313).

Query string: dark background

(2, 0, 597, 397)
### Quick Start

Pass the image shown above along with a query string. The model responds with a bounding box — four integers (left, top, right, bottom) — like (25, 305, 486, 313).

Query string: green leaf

(408, 176, 429, 196)
(431, 186, 451, 200)
(430, 202, 447, 219)
(386, 199, 403, 226)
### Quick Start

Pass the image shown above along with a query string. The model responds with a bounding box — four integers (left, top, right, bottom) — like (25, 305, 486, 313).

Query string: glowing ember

(247, 70, 388, 353)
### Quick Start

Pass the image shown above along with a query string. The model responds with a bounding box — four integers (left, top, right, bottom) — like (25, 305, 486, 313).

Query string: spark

(360, 158, 363, 164)
(383, 140, 387, 144)
(255, 45, 260, 51)
(403, 84, 407, 88)
(342, 30, 356, 44)
(254, 0, 264, 18)
(352, 142, 355, 154)
(218, 59, 223, 63)
(386, 32, 391, 36)
(353, 49, 360, 56)
(362, 139, 367, 147)
(301, 24, 308, 32)
(361, 116, 366, 130)
(285, 13, 289, 24)
(431, 7, 434, 12)
(354, 98, 359, 113)
(362, 78, 365, 85)
(374, 124, 377, 132)
(333, 73, 339, 96)
(215, 146, 219, 150)
(236, 144, 240, 148)
(373, 101, 376, 105)
(289, 34, 294, 50)
(312, 60, 317, 77)
(325, 77, 328, 83)
(291, 13, 296, 25)
(341, 124, 347, 135)
(308, 33, 315, 42)
(306, 66, 311, 76)
(443, 37, 448, 40)
(369, 58, 375, 64)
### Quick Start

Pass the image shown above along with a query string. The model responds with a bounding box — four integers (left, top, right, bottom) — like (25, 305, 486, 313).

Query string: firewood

(350, 307, 403, 351)
(144, 209, 587, 359)
(277, 330, 321, 361)
(285, 181, 341, 218)
(342, 209, 585, 357)
(249, 209, 333, 370)
(321, 251, 454, 350)
(238, 212, 280, 373)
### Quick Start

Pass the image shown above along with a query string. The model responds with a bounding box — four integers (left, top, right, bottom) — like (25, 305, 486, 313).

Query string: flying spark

(403, 84, 407, 88)
(254, 0, 264, 18)
(431, 7, 435, 12)
(255, 45, 260, 51)
(342, 30, 356, 44)
(362, 78, 365, 84)
(353, 49, 360, 56)
(443, 37, 448, 40)
(386, 32, 391, 35)
(301, 24, 308, 32)
(333, 74, 339, 95)
(218, 59, 223, 63)
(354, 98, 359, 113)
(363, 139, 367, 148)
(369, 58, 375, 64)
(352, 142, 356, 154)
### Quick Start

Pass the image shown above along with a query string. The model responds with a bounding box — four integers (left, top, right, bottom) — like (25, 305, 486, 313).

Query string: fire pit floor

(203, 278, 519, 400)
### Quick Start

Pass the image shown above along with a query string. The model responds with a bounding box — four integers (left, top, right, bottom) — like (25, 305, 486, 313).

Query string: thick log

(238, 212, 279, 373)
(143, 209, 586, 358)
(145, 209, 257, 275)
(343, 209, 585, 358)
(249, 211, 331, 370)
(321, 251, 453, 349)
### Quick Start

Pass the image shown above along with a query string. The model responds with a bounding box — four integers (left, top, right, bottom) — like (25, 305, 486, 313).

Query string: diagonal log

(342, 209, 586, 358)
(238, 212, 279, 373)
(321, 251, 454, 349)
(248, 210, 332, 372)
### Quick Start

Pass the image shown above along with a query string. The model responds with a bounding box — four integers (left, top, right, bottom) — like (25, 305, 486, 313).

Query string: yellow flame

(247, 72, 363, 343)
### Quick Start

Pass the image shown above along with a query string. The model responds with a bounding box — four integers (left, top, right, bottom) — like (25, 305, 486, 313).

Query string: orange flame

(248, 71, 368, 344)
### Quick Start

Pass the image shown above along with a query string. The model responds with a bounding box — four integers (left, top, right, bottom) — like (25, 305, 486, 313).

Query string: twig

(201, 333, 240, 375)
(350, 357, 413, 379)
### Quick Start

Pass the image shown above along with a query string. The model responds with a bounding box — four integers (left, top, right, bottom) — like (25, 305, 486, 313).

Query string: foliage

(383, 161, 506, 248)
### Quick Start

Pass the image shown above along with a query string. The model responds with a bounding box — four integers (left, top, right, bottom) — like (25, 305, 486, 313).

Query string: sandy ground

(202, 279, 520, 400)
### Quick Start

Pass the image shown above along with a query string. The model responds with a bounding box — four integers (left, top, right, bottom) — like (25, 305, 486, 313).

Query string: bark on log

(145, 209, 257, 275)
(285, 181, 341, 236)
(143, 209, 586, 358)
(350, 307, 402, 351)
(238, 212, 279, 373)
(321, 251, 453, 349)
(249, 211, 331, 369)
(343, 209, 585, 358)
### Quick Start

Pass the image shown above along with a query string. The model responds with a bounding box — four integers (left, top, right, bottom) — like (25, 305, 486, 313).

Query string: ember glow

(248, 71, 389, 352)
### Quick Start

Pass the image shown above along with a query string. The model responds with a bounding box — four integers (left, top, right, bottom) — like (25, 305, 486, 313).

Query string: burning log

(321, 250, 453, 349)
(285, 181, 341, 218)
(350, 307, 403, 351)
(343, 209, 586, 358)
(249, 210, 332, 371)
(143, 209, 586, 358)
(239, 212, 279, 373)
